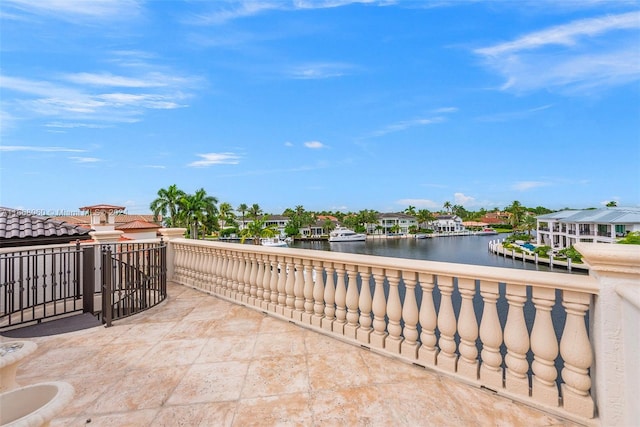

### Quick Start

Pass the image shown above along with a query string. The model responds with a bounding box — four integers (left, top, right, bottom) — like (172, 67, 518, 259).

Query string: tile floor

(3, 282, 581, 426)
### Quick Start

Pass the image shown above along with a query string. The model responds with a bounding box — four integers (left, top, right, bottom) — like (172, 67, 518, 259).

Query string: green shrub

(618, 231, 640, 245)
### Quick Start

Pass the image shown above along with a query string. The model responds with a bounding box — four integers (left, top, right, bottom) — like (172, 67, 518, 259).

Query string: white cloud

(396, 198, 439, 209)
(0, 145, 85, 152)
(188, 152, 241, 167)
(2, 0, 143, 21)
(288, 62, 354, 79)
(70, 156, 101, 163)
(511, 181, 551, 191)
(369, 116, 444, 138)
(454, 192, 476, 206)
(284, 141, 294, 147)
(304, 141, 325, 149)
(475, 11, 640, 94)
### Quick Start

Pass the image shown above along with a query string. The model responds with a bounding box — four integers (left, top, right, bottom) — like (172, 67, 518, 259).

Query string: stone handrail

(167, 236, 602, 424)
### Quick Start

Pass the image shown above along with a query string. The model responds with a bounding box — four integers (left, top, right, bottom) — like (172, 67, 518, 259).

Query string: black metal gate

(0, 241, 166, 330)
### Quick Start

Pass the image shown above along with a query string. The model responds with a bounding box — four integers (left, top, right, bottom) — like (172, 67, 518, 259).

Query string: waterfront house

(0, 208, 91, 248)
(371, 212, 418, 235)
(432, 214, 466, 233)
(536, 207, 640, 249)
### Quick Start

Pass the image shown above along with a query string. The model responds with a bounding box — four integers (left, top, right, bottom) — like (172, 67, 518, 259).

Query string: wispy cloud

(454, 192, 476, 206)
(188, 152, 241, 167)
(511, 181, 551, 191)
(0, 145, 85, 152)
(0, 58, 197, 126)
(304, 141, 326, 149)
(70, 156, 101, 163)
(475, 11, 640, 94)
(189, 1, 388, 25)
(476, 104, 553, 122)
(368, 116, 444, 138)
(2, 0, 143, 22)
(287, 62, 355, 79)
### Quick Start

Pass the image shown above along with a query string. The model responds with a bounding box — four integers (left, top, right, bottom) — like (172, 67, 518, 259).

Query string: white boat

(329, 227, 367, 242)
(475, 227, 498, 236)
(260, 237, 288, 247)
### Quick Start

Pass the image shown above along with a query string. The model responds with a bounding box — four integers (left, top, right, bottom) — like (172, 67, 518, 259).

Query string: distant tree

(618, 231, 640, 244)
(248, 203, 263, 220)
(505, 200, 524, 230)
(237, 203, 248, 228)
(443, 201, 452, 214)
(240, 216, 278, 244)
(521, 215, 537, 239)
(177, 188, 218, 239)
(606, 201, 618, 207)
(416, 209, 436, 230)
(218, 202, 235, 230)
(323, 219, 336, 235)
(150, 184, 185, 227)
(404, 205, 416, 216)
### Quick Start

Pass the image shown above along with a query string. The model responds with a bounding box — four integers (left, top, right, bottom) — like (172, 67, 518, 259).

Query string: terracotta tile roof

(0, 208, 91, 247)
(115, 220, 161, 230)
(51, 214, 161, 225)
(79, 204, 126, 211)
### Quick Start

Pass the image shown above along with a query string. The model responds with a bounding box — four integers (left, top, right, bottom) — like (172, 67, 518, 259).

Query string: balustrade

(167, 238, 605, 424)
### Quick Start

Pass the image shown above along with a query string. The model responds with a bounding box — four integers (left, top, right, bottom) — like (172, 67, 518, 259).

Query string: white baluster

(479, 280, 504, 390)
(401, 271, 419, 359)
(240, 253, 252, 302)
(311, 260, 325, 327)
(344, 266, 360, 339)
(370, 267, 387, 349)
(255, 254, 266, 307)
(284, 257, 296, 318)
(504, 283, 529, 396)
(248, 253, 258, 304)
(418, 272, 438, 366)
(276, 257, 287, 315)
(230, 253, 240, 299)
(269, 256, 279, 311)
(386, 269, 403, 354)
(293, 259, 304, 321)
(531, 287, 559, 407)
(457, 277, 479, 380)
(560, 290, 594, 418)
(436, 275, 458, 372)
(321, 263, 336, 331)
(302, 260, 314, 323)
(333, 264, 347, 335)
(260, 255, 272, 310)
(356, 266, 372, 344)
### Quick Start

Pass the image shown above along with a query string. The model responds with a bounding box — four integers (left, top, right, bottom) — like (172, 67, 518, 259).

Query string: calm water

(290, 233, 582, 275)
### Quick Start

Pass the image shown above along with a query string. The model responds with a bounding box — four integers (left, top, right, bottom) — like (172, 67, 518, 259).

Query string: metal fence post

(101, 246, 113, 327)
(82, 246, 95, 314)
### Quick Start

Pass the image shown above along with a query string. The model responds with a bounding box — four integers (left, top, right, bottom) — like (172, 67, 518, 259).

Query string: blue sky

(1, 0, 639, 215)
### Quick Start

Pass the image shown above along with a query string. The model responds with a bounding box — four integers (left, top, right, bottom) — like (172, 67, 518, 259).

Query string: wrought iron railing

(0, 241, 166, 330)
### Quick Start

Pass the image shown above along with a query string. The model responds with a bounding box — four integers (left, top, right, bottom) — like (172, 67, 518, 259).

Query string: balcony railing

(168, 237, 601, 423)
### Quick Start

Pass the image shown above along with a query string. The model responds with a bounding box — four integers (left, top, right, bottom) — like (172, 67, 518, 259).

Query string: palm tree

(443, 201, 452, 214)
(218, 202, 234, 230)
(237, 203, 248, 230)
(521, 214, 537, 239)
(248, 203, 263, 220)
(416, 209, 435, 230)
(240, 216, 278, 245)
(178, 188, 218, 239)
(404, 205, 416, 216)
(150, 184, 185, 227)
(506, 200, 524, 230)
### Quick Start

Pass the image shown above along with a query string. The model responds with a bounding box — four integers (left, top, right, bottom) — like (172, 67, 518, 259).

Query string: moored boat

(329, 227, 367, 242)
(260, 237, 288, 247)
(475, 227, 498, 235)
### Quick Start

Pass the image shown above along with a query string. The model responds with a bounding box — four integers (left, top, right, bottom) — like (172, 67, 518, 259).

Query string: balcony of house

(1, 230, 638, 426)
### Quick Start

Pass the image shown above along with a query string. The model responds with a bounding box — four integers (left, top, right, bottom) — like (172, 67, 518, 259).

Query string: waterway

(290, 233, 582, 274)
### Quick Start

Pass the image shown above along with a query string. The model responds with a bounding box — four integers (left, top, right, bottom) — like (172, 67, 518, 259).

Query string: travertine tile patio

(2, 282, 579, 427)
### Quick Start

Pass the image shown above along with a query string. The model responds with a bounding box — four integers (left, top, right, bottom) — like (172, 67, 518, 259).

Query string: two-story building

(432, 214, 466, 233)
(369, 213, 418, 235)
(536, 207, 640, 249)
